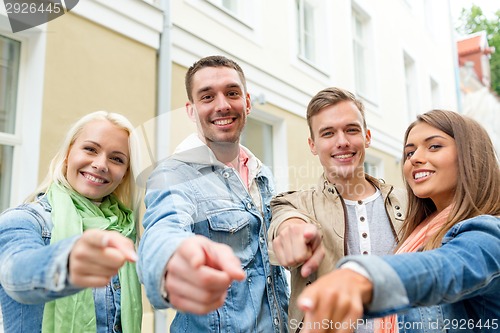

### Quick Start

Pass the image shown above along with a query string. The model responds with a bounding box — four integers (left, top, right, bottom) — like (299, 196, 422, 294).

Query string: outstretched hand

(297, 269, 373, 333)
(273, 218, 324, 277)
(69, 229, 137, 287)
(164, 235, 246, 314)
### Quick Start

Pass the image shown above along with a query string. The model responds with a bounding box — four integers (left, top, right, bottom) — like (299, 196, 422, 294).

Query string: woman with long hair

(0, 111, 142, 333)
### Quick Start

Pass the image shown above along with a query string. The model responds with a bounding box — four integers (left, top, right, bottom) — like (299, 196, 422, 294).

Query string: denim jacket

(137, 134, 289, 333)
(0, 196, 123, 333)
(339, 215, 500, 333)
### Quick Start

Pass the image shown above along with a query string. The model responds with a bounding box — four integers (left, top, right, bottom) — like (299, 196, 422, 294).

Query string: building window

(430, 77, 440, 108)
(241, 117, 274, 168)
(364, 157, 382, 179)
(240, 107, 288, 193)
(403, 52, 418, 122)
(0, 35, 20, 211)
(207, 0, 251, 24)
(352, 5, 376, 103)
(295, 0, 328, 70)
(297, 0, 315, 63)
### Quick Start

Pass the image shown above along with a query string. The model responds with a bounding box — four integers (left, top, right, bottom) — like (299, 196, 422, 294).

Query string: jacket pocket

(207, 208, 255, 267)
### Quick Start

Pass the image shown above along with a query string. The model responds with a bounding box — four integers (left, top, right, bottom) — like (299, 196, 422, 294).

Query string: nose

(336, 132, 350, 148)
(91, 154, 108, 172)
(214, 93, 231, 112)
(409, 148, 426, 165)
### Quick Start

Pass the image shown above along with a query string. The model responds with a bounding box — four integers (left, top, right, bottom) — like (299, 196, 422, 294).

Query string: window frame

(295, 0, 329, 72)
(0, 13, 46, 207)
(244, 106, 288, 193)
(351, 4, 378, 105)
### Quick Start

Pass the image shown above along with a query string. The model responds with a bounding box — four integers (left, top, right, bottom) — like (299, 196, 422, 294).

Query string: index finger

(84, 230, 138, 262)
(203, 243, 245, 281)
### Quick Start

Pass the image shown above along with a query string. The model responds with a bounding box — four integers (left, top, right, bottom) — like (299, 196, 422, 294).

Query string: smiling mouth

(414, 171, 433, 180)
(333, 153, 355, 160)
(213, 118, 234, 126)
(82, 172, 108, 184)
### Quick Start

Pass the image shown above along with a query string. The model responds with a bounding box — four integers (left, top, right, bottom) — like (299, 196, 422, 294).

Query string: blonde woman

(0, 111, 142, 333)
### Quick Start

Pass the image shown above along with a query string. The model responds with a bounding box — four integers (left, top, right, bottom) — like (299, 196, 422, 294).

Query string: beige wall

(169, 62, 196, 153)
(39, 13, 157, 181)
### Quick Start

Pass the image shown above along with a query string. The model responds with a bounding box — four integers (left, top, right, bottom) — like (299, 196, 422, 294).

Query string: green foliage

(456, 5, 500, 96)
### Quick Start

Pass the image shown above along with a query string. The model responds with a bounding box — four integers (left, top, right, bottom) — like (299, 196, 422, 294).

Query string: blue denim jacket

(0, 196, 123, 333)
(137, 135, 289, 333)
(340, 215, 500, 333)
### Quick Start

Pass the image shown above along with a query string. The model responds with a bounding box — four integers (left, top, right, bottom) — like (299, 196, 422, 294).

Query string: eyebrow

(318, 123, 361, 133)
(83, 140, 129, 158)
(195, 83, 242, 96)
(404, 135, 447, 148)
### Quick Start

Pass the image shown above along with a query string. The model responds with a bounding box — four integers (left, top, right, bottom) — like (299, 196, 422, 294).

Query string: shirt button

(395, 205, 400, 210)
(246, 202, 252, 210)
(360, 216, 365, 222)
(397, 212, 402, 217)
(357, 200, 363, 205)
(259, 236, 265, 243)
(274, 318, 279, 326)
(362, 232, 368, 238)
(267, 276, 272, 284)
(223, 172, 230, 178)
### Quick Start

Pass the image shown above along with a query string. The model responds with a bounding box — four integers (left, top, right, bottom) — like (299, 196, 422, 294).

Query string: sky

(450, 0, 499, 21)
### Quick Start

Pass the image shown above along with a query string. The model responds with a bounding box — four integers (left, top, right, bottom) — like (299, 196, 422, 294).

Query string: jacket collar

(171, 133, 262, 178)
(319, 173, 393, 197)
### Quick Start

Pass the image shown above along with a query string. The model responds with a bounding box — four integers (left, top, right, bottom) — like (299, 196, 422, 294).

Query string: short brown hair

(306, 87, 366, 138)
(185, 55, 247, 102)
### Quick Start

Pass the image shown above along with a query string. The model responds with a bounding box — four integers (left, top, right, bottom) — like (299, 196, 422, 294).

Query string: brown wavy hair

(399, 109, 500, 250)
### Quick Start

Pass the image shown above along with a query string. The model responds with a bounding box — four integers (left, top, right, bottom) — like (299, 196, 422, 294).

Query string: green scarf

(42, 183, 142, 333)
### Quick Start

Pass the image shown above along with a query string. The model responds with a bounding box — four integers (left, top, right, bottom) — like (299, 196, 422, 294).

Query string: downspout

(156, 0, 172, 162)
(154, 0, 171, 331)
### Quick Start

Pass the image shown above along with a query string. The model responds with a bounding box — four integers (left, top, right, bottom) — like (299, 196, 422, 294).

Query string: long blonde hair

(399, 110, 500, 250)
(26, 111, 139, 209)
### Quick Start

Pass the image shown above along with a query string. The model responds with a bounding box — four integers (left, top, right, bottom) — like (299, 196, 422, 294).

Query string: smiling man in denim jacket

(137, 55, 289, 333)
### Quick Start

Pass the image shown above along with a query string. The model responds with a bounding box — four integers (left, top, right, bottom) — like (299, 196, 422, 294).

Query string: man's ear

(308, 137, 318, 155)
(365, 129, 371, 148)
(245, 93, 251, 115)
(186, 102, 197, 122)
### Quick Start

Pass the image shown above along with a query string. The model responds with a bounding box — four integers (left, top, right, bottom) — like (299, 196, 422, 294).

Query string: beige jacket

(268, 174, 407, 330)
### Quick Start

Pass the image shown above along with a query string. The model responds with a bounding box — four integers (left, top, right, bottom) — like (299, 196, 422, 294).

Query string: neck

(326, 170, 375, 201)
(206, 140, 240, 165)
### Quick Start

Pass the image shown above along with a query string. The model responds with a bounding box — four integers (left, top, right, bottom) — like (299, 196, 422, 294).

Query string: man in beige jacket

(268, 87, 407, 333)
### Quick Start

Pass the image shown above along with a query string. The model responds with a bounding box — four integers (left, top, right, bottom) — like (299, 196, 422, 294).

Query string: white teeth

(214, 119, 233, 125)
(84, 173, 105, 183)
(334, 153, 354, 159)
(414, 171, 432, 180)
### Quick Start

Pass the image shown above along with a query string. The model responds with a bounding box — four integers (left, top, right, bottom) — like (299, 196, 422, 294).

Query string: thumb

(197, 242, 245, 281)
(101, 231, 138, 262)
